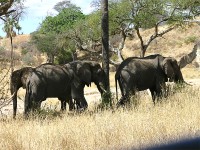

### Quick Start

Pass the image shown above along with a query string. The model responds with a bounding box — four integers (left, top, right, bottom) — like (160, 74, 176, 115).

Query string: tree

(90, 0, 200, 61)
(115, 0, 200, 57)
(101, 0, 111, 106)
(31, 32, 58, 63)
(0, 0, 24, 112)
(0, 0, 15, 17)
(32, 2, 85, 63)
(53, 0, 79, 13)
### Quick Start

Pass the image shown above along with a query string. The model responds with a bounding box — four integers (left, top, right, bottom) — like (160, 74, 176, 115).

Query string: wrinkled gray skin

(115, 54, 184, 107)
(11, 66, 73, 119)
(25, 61, 107, 117)
(10, 67, 34, 118)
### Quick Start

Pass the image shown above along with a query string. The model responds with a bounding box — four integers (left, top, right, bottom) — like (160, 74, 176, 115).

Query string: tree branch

(0, 0, 14, 16)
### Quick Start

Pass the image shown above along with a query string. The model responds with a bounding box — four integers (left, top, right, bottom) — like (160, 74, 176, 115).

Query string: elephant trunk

(174, 69, 185, 84)
(174, 69, 192, 86)
(96, 81, 107, 96)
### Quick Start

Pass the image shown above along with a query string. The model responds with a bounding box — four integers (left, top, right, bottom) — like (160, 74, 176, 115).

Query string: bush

(21, 48, 28, 55)
(22, 53, 36, 66)
(184, 36, 197, 44)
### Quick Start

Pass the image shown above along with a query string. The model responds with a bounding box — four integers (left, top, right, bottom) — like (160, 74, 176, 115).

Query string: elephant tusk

(102, 88, 107, 93)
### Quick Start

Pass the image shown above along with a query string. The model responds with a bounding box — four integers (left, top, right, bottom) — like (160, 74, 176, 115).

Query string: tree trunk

(140, 45, 147, 58)
(101, 0, 111, 106)
(10, 30, 14, 73)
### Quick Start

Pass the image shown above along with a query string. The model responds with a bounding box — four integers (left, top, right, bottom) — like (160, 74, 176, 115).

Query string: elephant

(24, 61, 107, 116)
(11, 64, 77, 118)
(115, 54, 185, 107)
(10, 67, 34, 118)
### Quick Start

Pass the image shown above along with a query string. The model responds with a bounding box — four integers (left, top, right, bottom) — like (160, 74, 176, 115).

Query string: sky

(0, 0, 94, 37)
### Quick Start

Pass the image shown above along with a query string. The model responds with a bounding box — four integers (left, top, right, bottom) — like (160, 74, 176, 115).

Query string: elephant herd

(10, 54, 186, 118)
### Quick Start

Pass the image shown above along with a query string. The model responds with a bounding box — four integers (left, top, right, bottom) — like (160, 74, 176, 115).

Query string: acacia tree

(89, 0, 200, 61)
(112, 0, 200, 57)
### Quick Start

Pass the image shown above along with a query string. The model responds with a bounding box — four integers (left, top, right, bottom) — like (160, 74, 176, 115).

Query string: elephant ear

(76, 63, 91, 86)
(162, 58, 175, 80)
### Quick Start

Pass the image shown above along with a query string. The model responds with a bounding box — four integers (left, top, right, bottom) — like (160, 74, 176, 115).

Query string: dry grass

(0, 85, 200, 150)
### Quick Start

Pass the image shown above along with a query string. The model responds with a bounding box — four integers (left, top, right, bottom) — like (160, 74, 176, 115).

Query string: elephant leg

(74, 97, 88, 111)
(116, 71, 136, 108)
(66, 94, 75, 111)
(59, 99, 67, 111)
(149, 88, 156, 104)
(68, 99, 76, 111)
(71, 83, 88, 111)
(155, 81, 166, 100)
(32, 101, 42, 111)
(59, 94, 74, 111)
(24, 93, 32, 118)
(13, 93, 17, 119)
(116, 82, 133, 108)
(116, 91, 132, 108)
(150, 84, 164, 105)
(116, 96, 126, 107)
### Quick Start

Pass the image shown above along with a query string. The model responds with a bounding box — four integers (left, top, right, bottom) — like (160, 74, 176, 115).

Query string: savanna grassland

(0, 71, 200, 150)
(0, 23, 200, 149)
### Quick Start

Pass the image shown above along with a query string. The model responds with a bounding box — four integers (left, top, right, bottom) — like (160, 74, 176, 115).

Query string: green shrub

(21, 48, 28, 55)
(184, 36, 197, 44)
(22, 53, 35, 65)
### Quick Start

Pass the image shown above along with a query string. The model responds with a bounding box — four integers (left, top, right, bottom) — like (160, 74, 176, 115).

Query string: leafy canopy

(31, 1, 86, 63)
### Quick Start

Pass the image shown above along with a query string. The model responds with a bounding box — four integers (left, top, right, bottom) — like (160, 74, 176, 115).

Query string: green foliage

(101, 91, 113, 108)
(32, 2, 86, 63)
(22, 53, 35, 66)
(184, 36, 197, 44)
(31, 32, 57, 54)
(55, 49, 73, 64)
(53, 0, 71, 13)
(109, 0, 132, 34)
(0, 46, 6, 52)
(39, 7, 85, 34)
(32, 0, 200, 63)
(21, 48, 28, 55)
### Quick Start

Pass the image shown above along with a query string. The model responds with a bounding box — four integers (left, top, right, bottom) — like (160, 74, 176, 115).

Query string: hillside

(0, 34, 46, 68)
(123, 23, 200, 63)
(0, 23, 199, 69)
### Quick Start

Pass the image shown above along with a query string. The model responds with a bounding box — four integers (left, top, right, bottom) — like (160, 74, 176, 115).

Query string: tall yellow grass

(0, 85, 200, 150)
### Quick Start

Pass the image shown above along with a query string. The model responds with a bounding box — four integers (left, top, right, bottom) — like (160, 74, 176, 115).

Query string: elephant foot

(116, 100, 125, 108)
(116, 97, 129, 108)
(77, 107, 86, 113)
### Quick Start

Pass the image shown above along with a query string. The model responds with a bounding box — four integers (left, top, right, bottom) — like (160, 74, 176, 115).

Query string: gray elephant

(10, 67, 34, 118)
(115, 54, 185, 107)
(11, 65, 78, 118)
(24, 61, 107, 116)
